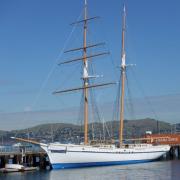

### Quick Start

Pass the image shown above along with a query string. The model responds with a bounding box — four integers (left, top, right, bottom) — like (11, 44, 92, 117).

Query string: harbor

(0, 134, 180, 172)
(0, 0, 180, 179)
(0, 147, 179, 172)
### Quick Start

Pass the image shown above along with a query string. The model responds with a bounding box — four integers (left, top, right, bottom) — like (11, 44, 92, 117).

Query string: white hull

(41, 143, 170, 169)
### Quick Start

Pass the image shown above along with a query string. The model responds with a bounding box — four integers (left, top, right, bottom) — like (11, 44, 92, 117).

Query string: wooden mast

(83, 0, 88, 145)
(119, 5, 126, 147)
(52, 0, 115, 145)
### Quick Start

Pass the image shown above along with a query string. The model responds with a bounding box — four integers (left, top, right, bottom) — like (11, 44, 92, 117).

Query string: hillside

(0, 118, 177, 144)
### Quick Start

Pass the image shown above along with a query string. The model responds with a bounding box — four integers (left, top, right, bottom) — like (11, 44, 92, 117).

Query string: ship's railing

(0, 145, 43, 154)
(0, 146, 20, 153)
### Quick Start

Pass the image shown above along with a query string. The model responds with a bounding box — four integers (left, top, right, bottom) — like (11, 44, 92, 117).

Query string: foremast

(53, 0, 114, 145)
(119, 5, 126, 147)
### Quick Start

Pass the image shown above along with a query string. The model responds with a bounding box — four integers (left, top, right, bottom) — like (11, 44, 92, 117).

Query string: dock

(145, 133, 180, 159)
(0, 145, 50, 170)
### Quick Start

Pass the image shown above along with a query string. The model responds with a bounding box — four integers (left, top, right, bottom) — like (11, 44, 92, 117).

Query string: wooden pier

(168, 145, 180, 159)
(0, 145, 50, 169)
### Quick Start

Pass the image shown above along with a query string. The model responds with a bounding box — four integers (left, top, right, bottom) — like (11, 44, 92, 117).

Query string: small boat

(0, 164, 37, 173)
(5, 164, 24, 171)
(0, 164, 24, 173)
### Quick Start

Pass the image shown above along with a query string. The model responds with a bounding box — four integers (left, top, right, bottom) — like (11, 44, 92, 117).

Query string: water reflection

(0, 160, 179, 180)
(49, 161, 173, 180)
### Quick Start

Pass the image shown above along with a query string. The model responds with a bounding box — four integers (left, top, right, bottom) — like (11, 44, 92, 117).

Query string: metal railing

(0, 146, 44, 154)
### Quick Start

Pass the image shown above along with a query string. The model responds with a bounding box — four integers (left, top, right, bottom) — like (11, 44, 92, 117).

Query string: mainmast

(119, 5, 126, 147)
(83, 0, 88, 145)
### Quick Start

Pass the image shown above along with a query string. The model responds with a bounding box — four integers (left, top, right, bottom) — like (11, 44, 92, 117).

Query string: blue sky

(0, 0, 180, 130)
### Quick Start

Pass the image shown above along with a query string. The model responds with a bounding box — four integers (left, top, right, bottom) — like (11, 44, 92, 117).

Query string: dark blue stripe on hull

(52, 159, 155, 169)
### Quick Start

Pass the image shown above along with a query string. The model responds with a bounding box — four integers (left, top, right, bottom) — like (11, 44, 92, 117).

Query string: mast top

(123, 4, 126, 13)
(121, 4, 126, 69)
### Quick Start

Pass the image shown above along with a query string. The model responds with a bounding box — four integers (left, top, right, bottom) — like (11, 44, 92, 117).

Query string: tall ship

(12, 1, 170, 169)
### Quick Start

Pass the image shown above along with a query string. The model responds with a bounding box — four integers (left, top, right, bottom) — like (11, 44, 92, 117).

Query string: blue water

(0, 160, 179, 180)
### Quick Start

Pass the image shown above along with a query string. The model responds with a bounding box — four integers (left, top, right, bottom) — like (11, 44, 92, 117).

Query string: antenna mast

(83, 0, 88, 145)
(119, 5, 126, 147)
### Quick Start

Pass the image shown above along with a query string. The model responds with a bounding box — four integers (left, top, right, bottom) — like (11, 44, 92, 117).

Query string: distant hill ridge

(0, 118, 179, 144)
